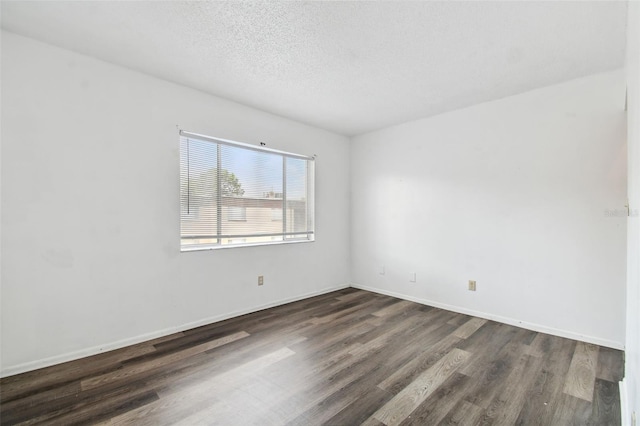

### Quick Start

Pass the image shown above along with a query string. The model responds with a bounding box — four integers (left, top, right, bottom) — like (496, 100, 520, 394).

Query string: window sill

(180, 238, 314, 252)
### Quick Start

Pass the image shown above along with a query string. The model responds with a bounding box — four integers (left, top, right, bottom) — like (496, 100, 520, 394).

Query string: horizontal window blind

(180, 131, 315, 250)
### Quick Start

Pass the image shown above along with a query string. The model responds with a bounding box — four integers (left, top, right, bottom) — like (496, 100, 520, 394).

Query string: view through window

(180, 131, 315, 250)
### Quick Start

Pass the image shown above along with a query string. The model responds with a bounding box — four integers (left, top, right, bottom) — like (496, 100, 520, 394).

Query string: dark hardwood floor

(0, 288, 624, 425)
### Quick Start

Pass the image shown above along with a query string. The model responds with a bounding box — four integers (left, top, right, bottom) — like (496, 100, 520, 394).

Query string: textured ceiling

(1, 1, 628, 136)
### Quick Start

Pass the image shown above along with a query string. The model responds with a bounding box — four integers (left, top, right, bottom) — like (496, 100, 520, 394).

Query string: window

(227, 206, 247, 221)
(271, 208, 283, 221)
(180, 131, 315, 250)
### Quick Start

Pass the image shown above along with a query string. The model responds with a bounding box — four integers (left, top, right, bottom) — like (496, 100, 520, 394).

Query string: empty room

(1, 1, 639, 425)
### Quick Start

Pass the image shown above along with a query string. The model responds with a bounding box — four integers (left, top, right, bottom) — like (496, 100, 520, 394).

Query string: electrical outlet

(410, 272, 416, 282)
(258, 275, 264, 286)
(468, 280, 476, 291)
(379, 265, 385, 275)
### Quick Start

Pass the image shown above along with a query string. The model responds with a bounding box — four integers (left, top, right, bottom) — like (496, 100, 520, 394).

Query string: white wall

(350, 70, 627, 349)
(624, 1, 640, 423)
(0, 29, 4, 374)
(0, 32, 351, 376)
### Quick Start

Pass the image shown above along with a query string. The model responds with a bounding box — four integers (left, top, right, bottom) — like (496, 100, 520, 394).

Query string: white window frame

(180, 130, 315, 251)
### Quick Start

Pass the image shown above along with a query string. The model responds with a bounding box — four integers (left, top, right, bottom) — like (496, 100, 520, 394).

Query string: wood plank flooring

(0, 288, 624, 425)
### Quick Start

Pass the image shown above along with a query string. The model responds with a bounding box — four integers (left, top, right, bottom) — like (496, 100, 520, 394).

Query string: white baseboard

(350, 282, 624, 350)
(2, 282, 623, 377)
(620, 378, 629, 426)
(0, 283, 350, 378)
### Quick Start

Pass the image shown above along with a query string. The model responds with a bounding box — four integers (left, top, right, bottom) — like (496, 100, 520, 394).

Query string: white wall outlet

(258, 275, 264, 286)
(379, 265, 385, 275)
(468, 280, 476, 291)
(410, 272, 416, 282)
